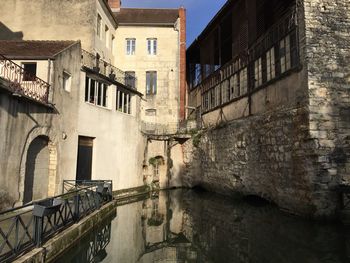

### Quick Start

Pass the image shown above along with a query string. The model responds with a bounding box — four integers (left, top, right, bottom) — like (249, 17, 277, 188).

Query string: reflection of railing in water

(0, 180, 113, 262)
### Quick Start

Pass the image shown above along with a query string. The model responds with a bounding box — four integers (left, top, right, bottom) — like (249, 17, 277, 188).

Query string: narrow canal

(56, 189, 350, 263)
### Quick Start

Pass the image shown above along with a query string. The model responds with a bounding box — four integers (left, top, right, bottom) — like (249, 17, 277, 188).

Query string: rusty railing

(0, 55, 50, 104)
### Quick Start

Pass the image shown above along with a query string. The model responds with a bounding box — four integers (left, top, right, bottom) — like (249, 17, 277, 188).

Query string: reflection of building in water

(139, 191, 198, 262)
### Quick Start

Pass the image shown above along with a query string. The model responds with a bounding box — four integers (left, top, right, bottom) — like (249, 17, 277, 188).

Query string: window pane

(85, 77, 89, 102)
(90, 79, 95, 103)
(102, 85, 107, 107)
(97, 82, 102, 105)
(22, 63, 37, 81)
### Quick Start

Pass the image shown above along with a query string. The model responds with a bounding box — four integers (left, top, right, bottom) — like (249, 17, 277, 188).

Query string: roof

(114, 8, 179, 25)
(0, 40, 79, 59)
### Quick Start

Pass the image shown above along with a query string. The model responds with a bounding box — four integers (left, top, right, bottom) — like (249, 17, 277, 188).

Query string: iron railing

(0, 180, 113, 262)
(0, 54, 50, 104)
(81, 50, 137, 90)
(141, 120, 197, 136)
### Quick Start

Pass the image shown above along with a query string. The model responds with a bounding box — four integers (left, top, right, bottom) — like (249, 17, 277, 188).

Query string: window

(105, 25, 109, 47)
(230, 73, 239, 100)
(239, 68, 248, 95)
(116, 89, 132, 114)
(63, 71, 71, 92)
(125, 71, 135, 89)
(146, 71, 157, 95)
(85, 76, 108, 107)
(254, 57, 262, 88)
(147, 38, 157, 55)
(22, 63, 37, 81)
(280, 35, 291, 74)
(266, 47, 276, 82)
(97, 14, 102, 38)
(111, 35, 115, 54)
(126, 38, 136, 55)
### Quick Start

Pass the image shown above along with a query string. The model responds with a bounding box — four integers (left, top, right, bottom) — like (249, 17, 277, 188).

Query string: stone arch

(18, 127, 57, 204)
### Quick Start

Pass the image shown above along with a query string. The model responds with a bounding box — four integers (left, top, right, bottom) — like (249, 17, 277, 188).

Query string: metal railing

(141, 120, 197, 136)
(81, 50, 137, 90)
(0, 55, 50, 104)
(0, 180, 113, 262)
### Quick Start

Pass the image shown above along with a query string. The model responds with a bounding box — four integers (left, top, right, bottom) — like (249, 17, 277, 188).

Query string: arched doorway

(23, 136, 50, 203)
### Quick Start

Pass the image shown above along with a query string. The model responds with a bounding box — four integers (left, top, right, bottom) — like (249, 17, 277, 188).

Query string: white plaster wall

(77, 72, 145, 190)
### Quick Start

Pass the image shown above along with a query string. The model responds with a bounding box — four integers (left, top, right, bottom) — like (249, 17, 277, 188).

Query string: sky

(122, 0, 227, 46)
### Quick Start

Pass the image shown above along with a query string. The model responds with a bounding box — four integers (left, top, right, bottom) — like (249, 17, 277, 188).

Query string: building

(0, 0, 187, 209)
(112, 6, 187, 188)
(185, 0, 350, 218)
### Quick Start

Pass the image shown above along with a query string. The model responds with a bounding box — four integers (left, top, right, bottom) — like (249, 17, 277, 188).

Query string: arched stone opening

(22, 135, 57, 204)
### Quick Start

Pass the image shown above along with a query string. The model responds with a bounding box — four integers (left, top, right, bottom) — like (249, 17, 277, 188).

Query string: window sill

(85, 102, 111, 111)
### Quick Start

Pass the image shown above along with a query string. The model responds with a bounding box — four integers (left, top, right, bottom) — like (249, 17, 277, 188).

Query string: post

(33, 216, 43, 247)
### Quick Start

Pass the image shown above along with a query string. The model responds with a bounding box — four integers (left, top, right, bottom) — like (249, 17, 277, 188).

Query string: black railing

(81, 50, 137, 90)
(0, 54, 50, 104)
(0, 180, 113, 262)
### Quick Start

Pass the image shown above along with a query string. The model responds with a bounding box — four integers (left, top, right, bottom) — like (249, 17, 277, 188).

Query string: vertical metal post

(33, 216, 43, 247)
(73, 194, 80, 222)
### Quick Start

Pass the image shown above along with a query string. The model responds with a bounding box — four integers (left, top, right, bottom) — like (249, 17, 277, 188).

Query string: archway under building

(23, 135, 50, 203)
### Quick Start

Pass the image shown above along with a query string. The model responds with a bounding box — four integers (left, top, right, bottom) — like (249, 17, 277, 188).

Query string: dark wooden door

(76, 136, 94, 181)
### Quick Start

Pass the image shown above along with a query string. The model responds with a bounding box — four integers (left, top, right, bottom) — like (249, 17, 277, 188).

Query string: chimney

(108, 0, 121, 12)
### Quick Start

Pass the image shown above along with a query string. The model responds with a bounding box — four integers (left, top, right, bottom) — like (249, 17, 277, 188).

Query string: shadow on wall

(0, 22, 23, 40)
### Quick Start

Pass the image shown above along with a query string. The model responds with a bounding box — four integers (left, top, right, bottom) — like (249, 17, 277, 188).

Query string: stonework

(182, 0, 350, 218)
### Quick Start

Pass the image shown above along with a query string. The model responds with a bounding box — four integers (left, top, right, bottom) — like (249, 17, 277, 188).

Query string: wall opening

(23, 136, 50, 204)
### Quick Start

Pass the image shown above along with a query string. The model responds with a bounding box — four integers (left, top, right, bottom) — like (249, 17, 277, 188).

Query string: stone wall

(182, 106, 336, 217)
(304, 0, 350, 188)
(181, 0, 350, 219)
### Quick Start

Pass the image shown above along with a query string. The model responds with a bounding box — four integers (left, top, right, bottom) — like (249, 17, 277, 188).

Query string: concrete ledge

(113, 185, 151, 200)
(14, 200, 117, 263)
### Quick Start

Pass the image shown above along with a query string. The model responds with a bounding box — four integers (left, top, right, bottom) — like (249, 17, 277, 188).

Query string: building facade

(185, 0, 350, 218)
(0, 0, 186, 209)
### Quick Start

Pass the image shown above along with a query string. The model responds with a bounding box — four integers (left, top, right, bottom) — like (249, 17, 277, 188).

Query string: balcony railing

(0, 55, 50, 104)
(0, 180, 113, 262)
(81, 50, 137, 90)
(190, 9, 300, 114)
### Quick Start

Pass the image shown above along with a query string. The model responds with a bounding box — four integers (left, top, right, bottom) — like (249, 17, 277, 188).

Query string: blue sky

(122, 0, 227, 46)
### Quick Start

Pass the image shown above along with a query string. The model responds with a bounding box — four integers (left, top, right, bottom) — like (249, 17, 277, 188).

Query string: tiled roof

(0, 40, 78, 59)
(114, 8, 179, 25)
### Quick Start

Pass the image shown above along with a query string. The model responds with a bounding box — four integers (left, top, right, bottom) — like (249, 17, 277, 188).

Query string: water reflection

(57, 190, 350, 263)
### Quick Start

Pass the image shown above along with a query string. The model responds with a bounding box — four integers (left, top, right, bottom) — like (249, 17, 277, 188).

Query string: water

(56, 189, 350, 263)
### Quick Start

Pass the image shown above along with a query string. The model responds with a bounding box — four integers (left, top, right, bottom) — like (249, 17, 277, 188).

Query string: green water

(56, 189, 350, 263)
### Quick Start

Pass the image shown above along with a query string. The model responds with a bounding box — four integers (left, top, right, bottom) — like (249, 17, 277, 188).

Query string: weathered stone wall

(182, 106, 333, 217)
(304, 0, 350, 187)
(181, 1, 350, 218)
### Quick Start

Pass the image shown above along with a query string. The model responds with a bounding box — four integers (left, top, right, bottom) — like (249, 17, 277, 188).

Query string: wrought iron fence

(81, 50, 137, 90)
(0, 180, 113, 262)
(0, 55, 50, 104)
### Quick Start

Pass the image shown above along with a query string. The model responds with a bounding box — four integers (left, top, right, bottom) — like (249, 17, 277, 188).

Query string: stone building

(0, 0, 186, 208)
(112, 5, 187, 189)
(185, 0, 350, 218)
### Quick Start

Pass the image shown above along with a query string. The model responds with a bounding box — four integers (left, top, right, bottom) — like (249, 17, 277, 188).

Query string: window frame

(126, 38, 136, 55)
(147, 38, 157, 55)
(97, 14, 102, 38)
(146, 71, 157, 95)
(62, 71, 71, 92)
(22, 62, 37, 81)
(85, 76, 108, 108)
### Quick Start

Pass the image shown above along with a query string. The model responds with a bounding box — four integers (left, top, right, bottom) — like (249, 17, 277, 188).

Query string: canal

(56, 189, 350, 263)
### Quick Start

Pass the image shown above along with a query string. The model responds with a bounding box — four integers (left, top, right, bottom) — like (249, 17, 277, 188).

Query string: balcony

(0, 54, 50, 105)
(81, 50, 137, 90)
(189, 9, 300, 114)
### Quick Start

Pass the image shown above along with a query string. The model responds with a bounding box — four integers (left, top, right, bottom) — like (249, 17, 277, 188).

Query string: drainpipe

(47, 59, 53, 103)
